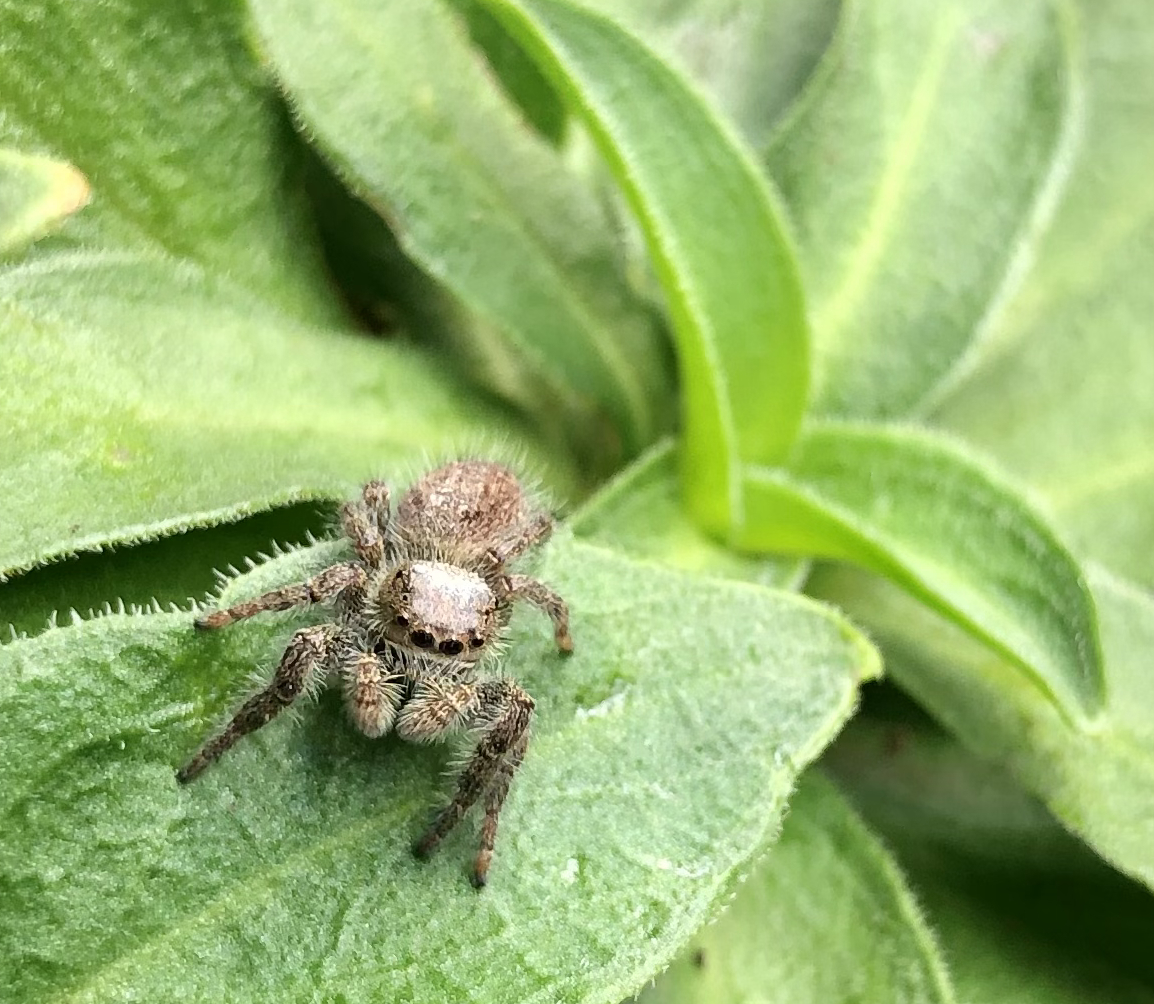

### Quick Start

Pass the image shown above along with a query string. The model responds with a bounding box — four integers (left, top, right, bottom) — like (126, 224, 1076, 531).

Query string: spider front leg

(502, 574, 573, 652)
(399, 678, 535, 887)
(341, 480, 391, 567)
(177, 624, 334, 783)
(338, 644, 405, 738)
(194, 562, 366, 630)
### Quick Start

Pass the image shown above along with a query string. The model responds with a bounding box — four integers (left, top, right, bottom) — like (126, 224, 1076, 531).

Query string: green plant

(2, 0, 1152, 1001)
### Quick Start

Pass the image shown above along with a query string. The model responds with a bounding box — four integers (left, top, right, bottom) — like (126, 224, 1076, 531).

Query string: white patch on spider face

(408, 561, 494, 636)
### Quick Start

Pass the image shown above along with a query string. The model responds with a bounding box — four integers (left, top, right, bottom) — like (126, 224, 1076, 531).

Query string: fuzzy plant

(2, 1, 1153, 1002)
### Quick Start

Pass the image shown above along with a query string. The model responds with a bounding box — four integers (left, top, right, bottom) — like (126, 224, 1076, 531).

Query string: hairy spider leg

(400, 678, 535, 887)
(176, 624, 333, 783)
(341, 480, 391, 567)
(474, 730, 530, 885)
(502, 574, 573, 652)
(485, 511, 554, 566)
(194, 562, 365, 630)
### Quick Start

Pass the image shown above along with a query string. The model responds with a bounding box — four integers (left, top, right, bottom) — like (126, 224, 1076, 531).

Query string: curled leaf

(0, 253, 559, 579)
(479, 0, 810, 532)
(248, 0, 675, 470)
(740, 421, 1104, 716)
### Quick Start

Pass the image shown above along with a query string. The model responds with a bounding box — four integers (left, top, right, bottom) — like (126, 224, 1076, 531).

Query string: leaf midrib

(1044, 451, 1154, 511)
(811, 7, 960, 363)
(913, 2, 1084, 415)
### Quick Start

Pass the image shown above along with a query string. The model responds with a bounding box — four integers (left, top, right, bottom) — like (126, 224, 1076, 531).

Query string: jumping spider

(178, 460, 572, 887)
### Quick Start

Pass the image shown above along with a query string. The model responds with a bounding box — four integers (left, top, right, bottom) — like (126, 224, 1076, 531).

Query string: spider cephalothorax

(178, 459, 572, 887)
(370, 560, 500, 660)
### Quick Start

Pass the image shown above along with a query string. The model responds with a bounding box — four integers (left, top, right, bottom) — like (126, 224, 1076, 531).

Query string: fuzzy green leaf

(479, 0, 810, 532)
(0, 149, 89, 255)
(826, 695, 1083, 871)
(766, 0, 1075, 419)
(740, 421, 1103, 716)
(828, 691, 1154, 1003)
(931, 0, 1154, 592)
(521, 0, 838, 322)
(0, 0, 340, 324)
(246, 0, 674, 469)
(448, 0, 570, 145)
(813, 562, 1154, 891)
(571, 439, 806, 590)
(0, 536, 875, 1003)
(638, 773, 956, 1004)
(0, 506, 332, 642)
(823, 0, 1154, 891)
(925, 878, 1154, 1004)
(0, 253, 557, 579)
(0, 0, 548, 583)
(573, 0, 841, 149)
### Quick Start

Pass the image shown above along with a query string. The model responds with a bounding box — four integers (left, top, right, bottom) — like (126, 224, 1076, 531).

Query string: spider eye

(439, 639, 464, 656)
(469, 637, 484, 649)
(395, 614, 410, 627)
(410, 629, 434, 649)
